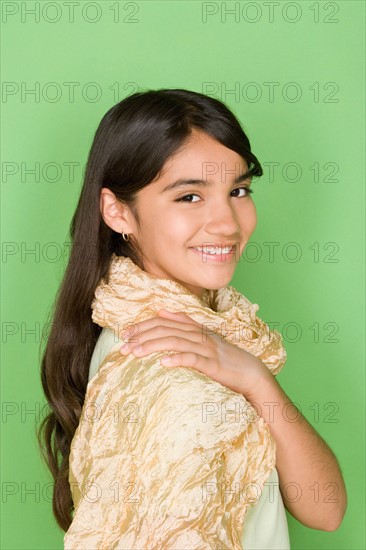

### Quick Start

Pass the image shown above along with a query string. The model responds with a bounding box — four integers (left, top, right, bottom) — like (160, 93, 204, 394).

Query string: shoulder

(88, 327, 121, 382)
(84, 343, 259, 455)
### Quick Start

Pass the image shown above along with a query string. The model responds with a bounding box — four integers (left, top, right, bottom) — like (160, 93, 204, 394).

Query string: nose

(203, 199, 240, 239)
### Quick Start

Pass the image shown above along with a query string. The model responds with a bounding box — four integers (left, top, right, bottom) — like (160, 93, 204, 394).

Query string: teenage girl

(37, 89, 347, 549)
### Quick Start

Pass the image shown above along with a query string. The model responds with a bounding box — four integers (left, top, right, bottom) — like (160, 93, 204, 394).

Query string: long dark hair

(36, 88, 264, 531)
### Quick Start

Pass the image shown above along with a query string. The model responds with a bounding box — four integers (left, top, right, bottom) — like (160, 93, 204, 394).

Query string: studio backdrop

(1, 1, 364, 549)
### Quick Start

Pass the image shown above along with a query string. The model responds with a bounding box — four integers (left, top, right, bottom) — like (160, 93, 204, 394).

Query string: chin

(202, 274, 234, 289)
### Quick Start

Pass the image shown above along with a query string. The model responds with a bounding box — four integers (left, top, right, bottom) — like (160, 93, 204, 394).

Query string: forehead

(159, 130, 249, 180)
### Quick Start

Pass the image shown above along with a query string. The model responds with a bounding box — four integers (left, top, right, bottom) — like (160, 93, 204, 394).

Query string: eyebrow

(160, 169, 253, 193)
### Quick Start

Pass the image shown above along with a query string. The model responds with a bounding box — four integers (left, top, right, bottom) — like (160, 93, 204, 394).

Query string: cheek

(241, 202, 257, 232)
(160, 207, 197, 234)
(140, 205, 192, 245)
(250, 203, 257, 225)
(137, 201, 168, 233)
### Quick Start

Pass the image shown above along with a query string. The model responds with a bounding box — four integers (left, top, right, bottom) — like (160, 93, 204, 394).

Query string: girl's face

(129, 129, 257, 299)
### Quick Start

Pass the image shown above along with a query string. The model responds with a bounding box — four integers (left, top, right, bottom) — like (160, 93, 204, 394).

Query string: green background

(1, 1, 365, 548)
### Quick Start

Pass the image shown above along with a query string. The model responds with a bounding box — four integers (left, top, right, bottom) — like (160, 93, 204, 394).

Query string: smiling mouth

(190, 244, 236, 255)
(189, 245, 238, 262)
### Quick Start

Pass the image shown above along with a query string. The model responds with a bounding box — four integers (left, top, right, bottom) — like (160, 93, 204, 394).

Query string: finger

(160, 351, 214, 378)
(157, 309, 201, 326)
(121, 316, 200, 341)
(120, 327, 203, 353)
(127, 336, 211, 358)
(130, 325, 203, 345)
(157, 309, 184, 316)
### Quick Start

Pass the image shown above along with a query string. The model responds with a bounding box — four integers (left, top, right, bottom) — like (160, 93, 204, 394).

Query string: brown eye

(231, 187, 254, 197)
(175, 194, 200, 203)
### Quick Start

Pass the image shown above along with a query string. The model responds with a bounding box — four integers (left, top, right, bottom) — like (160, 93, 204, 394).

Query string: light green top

(88, 327, 291, 549)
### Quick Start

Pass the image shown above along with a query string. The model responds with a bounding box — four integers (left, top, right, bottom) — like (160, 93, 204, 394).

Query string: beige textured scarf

(64, 253, 287, 549)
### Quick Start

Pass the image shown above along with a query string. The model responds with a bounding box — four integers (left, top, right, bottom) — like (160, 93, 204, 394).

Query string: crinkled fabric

(64, 254, 287, 549)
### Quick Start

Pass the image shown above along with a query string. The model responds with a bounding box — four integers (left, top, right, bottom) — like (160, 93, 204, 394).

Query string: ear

(100, 188, 134, 234)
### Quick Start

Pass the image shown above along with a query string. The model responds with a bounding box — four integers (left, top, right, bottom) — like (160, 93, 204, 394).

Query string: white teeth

(193, 246, 234, 255)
